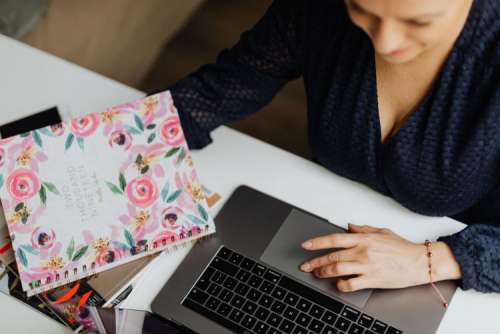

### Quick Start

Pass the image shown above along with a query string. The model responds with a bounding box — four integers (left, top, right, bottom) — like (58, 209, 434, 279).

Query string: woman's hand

(299, 223, 462, 292)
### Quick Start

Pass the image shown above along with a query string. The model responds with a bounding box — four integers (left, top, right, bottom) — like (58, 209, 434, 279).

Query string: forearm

(431, 241, 462, 282)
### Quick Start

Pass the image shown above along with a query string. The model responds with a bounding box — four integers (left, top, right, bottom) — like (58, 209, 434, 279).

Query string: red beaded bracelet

(424, 240, 449, 309)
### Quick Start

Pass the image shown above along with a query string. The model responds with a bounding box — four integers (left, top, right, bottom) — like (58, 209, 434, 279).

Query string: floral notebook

(0, 91, 215, 296)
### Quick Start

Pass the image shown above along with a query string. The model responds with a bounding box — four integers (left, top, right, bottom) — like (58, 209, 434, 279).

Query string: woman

(169, 0, 500, 294)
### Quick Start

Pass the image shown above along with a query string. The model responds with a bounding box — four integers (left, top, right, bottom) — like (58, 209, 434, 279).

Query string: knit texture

(169, 0, 500, 292)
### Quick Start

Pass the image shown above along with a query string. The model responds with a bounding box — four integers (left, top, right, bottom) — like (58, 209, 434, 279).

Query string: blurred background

(1, 0, 310, 159)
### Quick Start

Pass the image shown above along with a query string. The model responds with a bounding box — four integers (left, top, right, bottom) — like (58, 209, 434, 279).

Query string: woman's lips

(384, 47, 409, 57)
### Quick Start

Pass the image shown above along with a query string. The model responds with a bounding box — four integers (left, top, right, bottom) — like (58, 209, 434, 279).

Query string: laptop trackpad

(260, 209, 373, 309)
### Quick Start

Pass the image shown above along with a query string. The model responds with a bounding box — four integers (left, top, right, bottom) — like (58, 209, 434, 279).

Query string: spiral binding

(26, 224, 214, 296)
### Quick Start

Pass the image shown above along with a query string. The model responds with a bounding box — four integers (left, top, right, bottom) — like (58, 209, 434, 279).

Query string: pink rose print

(7, 168, 42, 201)
(30, 226, 56, 249)
(161, 206, 184, 230)
(6, 136, 48, 173)
(70, 113, 100, 137)
(49, 123, 65, 136)
(0, 147, 5, 167)
(101, 109, 127, 136)
(108, 130, 133, 150)
(2, 198, 45, 234)
(119, 203, 159, 240)
(95, 247, 126, 266)
(125, 176, 159, 208)
(159, 116, 184, 146)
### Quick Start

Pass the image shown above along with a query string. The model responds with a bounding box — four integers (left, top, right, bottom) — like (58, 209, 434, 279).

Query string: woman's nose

(370, 19, 405, 55)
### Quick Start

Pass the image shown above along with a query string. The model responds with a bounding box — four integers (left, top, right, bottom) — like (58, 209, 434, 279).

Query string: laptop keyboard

(182, 246, 403, 334)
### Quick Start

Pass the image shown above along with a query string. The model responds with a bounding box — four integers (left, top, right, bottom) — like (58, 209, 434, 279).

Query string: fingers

(337, 276, 371, 292)
(348, 223, 383, 233)
(312, 261, 366, 279)
(302, 233, 362, 250)
(300, 248, 358, 272)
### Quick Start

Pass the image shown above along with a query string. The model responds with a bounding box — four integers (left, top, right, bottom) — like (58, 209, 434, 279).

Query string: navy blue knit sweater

(170, 0, 500, 293)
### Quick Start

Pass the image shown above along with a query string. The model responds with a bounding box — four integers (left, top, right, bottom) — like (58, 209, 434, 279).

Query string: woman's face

(344, 0, 473, 64)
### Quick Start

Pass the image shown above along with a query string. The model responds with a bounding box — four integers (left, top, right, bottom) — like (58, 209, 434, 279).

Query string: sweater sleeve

(169, 0, 305, 149)
(438, 224, 500, 292)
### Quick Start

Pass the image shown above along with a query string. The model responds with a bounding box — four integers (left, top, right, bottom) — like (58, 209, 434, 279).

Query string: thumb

(348, 223, 382, 234)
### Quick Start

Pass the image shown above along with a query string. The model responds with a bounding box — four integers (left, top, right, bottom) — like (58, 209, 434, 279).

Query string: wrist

(430, 241, 462, 281)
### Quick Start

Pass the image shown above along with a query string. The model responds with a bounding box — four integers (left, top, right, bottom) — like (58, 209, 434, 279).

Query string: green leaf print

(0, 174, 3, 190)
(20, 245, 40, 256)
(124, 229, 135, 248)
(147, 133, 156, 144)
(43, 182, 60, 195)
(166, 190, 182, 203)
(175, 147, 186, 167)
(77, 137, 84, 150)
(32, 131, 43, 148)
(14, 202, 24, 212)
(65, 134, 75, 150)
(72, 245, 89, 261)
(197, 204, 209, 222)
(186, 214, 206, 226)
(66, 238, 75, 260)
(164, 147, 180, 158)
(119, 173, 127, 192)
(134, 114, 144, 132)
(161, 181, 170, 202)
(146, 123, 157, 130)
(124, 125, 141, 135)
(106, 182, 123, 195)
(16, 248, 28, 267)
(39, 185, 47, 205)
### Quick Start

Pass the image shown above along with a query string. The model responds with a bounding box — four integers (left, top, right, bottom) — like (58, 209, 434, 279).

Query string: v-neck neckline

(372, 0, 482, 152)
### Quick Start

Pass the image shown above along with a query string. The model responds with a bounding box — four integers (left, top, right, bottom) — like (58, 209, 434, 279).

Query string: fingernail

(300, 263, 311, 272)
(302, 241, 312, 249)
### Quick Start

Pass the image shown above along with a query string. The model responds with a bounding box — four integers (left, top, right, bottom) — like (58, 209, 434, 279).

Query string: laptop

(151, 185, 457, 334)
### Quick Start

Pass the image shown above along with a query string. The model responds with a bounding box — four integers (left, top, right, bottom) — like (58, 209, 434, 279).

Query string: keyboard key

(252, 264, 267, 276)
(248, 275, 263, 288)
(216, 303, 232, 317)
(279, 319, 295, 333)
(229, 252, 243, 265)
(235, 269, 251, 282)
(241, 314, 257, 330)
(255, 307, 270, 321)
(240, 257, 255, 270)
(271, 286, 286, 300)
(223, 276, 238, 290)
(342, 306, 360, 322)
(309, 319, 325, 333)
(387, 326, 403, 334)
(258, 294, 274, 308)
(242, 300, 258, 315)
(230, 295, 245, 308)
(264, 269, 282, 283)
(229, 308, 244, 323)
(271, 300, 286, 314)
(283, 306, 299, 321)
(335, 317, 351, 332)
(235, 282, 250, 296)
(195, 267, 214, 290)
(267, 313, 283, 327)
(309, 305, 325, 319)
(211, 271, 226, 285)
(296, 298, 312, 312)
(219, 289, 234, 303)
(187, 288, 209, 305)
(284, 292, 299, 306)
(279, 276, 344, 313)
(297, 312, 312, 327)
(206, 297, 220, 310)
(217, 247, 232, 259)
(207, 283, 222, 297)
(292, 326, 308, 334)
(260, 280, 275, 294)
(348, 323, 364, 334)
(247, 288, 262, 302)
(322, 326, 338, 334)
(183, 298, 246, 333)
(212, 257, 238, 276)
(371, 320, 388, 334)
(322, 311, 337, 325)
(254, 321, 270, 334)
(268, 328, 281, 334)
(358, 314, 374, 328)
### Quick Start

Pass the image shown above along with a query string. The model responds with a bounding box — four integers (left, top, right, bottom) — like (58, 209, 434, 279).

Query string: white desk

(0, 34, 499, 333)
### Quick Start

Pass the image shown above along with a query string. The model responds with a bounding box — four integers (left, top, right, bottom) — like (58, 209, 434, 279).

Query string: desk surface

(0, 34, 499, 333)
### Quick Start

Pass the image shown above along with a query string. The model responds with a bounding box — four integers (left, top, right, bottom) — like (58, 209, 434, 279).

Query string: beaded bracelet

(424, 240, 449, 309)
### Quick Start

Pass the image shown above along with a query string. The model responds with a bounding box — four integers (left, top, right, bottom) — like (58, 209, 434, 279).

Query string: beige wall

(22, 0, 205, 87)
